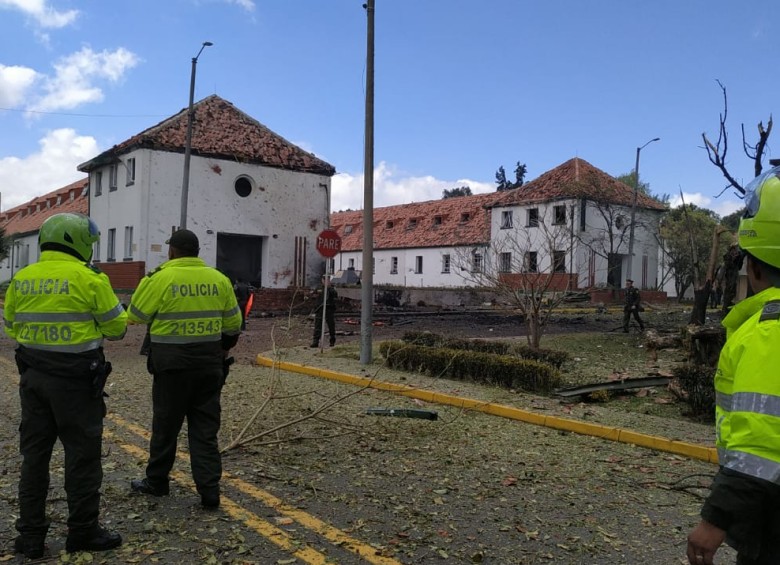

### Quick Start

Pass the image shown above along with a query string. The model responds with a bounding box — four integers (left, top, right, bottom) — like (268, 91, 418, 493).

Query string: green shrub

(380, 340, 562, 393)
(400, 331, 570, 369)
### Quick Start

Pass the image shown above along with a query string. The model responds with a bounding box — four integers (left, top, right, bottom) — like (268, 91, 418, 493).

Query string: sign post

(314, 229, 342, 349)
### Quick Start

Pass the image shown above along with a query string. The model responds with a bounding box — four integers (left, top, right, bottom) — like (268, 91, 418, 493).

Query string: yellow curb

(256, 355, 719, 465)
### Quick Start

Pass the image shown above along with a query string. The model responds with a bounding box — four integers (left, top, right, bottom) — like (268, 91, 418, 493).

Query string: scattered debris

(553, 376, 673, 398)
(365, 408, 438, 420)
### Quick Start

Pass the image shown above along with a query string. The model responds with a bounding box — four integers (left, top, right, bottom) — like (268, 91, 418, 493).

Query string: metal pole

(360, 0, 375, 365)
(180, 41, 212, 230)
(626, 137, 659, 282)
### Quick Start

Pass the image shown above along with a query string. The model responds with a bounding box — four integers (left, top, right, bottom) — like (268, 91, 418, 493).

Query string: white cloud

(0, 64, 39, 107)
(224, 0, 255, 10)
(27, 47, 140, 113)
(0, 129, 97, 210)
(0, 0, 78, 28)
(331, 161, 493, 211)
(668, 191, 744, 218)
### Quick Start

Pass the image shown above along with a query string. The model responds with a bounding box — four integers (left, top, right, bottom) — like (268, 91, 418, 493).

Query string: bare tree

(702, 79, 773, 197)
(454, 210, 575, 348)
(701, 80, 773, 315)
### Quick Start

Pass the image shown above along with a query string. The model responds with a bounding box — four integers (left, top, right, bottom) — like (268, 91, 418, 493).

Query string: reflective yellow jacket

(3, 250, 127, 352)
(127, 257, 242, 344)
(716, 286, 780, 482)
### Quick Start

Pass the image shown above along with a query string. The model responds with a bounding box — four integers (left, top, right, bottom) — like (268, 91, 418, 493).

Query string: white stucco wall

(335, 246, 488, 288)
(0, 233, 38, 282)
(88, 149, 331, 288)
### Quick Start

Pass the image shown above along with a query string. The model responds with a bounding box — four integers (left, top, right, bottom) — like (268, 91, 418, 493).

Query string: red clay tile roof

(331, 192, 502, 252)
(332, 158, 666, 252)
(493, 157, 667, 211)
(77, 95, 335, 176)
(1, 178, 89, 237)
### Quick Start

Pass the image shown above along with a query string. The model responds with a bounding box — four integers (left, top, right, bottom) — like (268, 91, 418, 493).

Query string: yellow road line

(256, 355, 719, 465)
(109, 414, 403, 565)
(105, 427, 331, 564)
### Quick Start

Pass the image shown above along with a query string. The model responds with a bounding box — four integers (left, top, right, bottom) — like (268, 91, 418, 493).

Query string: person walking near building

(232, 278, 252, 330)
(622, 278, 644, 332)
(128, 229, 242, 509)
(310, 275, 337, 348)
(686, 166, 780, 564)
(4, 213, 127, 558)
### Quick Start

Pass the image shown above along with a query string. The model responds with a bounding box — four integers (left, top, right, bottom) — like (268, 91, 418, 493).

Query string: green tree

(660, 205, 725, 300)
(442, 186, 472, 199)
(720, 208, 743, 231)
(495, 166, 509, 191)
(513, 162, 527, 188)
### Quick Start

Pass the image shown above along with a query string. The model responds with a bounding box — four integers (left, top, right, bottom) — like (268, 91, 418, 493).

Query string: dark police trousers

(18, 368, 105, 538)
(145, 366, 223, 498)
(312, 308, 336, 344)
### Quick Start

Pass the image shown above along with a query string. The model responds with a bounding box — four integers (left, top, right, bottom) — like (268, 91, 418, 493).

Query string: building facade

(78, 95, 335, 290)
(331, 158, 667, 294)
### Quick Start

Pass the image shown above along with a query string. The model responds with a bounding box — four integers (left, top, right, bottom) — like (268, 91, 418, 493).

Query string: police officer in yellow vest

(128, 229, 242, 508)
(687, 166, 780, 564)
(4, 213, 127, 559)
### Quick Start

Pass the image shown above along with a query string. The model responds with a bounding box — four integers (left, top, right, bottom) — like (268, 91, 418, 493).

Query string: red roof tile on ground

(1, 178, 88, 237)
(77, 95, 335, 176)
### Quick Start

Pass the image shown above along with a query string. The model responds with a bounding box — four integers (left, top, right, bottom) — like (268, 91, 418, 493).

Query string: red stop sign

(316, 229, 342, 258)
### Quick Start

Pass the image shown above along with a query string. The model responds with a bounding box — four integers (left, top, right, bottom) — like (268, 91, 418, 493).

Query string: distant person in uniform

(233, 279, 252, 331)
(622, 279, 644, 332)
(4, 213, 127, 558)
(310, 275, 337, 348)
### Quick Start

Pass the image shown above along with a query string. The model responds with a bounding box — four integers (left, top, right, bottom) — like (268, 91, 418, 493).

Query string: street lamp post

(180, 41, 213, 230)
(626, 137, 660, 282)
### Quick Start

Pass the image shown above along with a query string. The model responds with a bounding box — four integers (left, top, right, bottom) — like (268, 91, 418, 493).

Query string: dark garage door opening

(216, 233, 263, 287)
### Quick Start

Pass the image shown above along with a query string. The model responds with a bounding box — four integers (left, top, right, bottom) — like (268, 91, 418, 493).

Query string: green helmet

(739, 165, 780, 268)
(39, 213, 100, 262)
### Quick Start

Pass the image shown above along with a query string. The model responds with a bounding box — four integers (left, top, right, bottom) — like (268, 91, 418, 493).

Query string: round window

(234, 177, 252, 198)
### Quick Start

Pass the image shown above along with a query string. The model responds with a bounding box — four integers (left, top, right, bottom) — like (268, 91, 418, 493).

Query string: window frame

(553, 205, 566, 225)
(109, 164, 118, 192)
(125, 158, 136, 186)
(553, 250, 566, 273)
(107, 228, 116, 261)
(414, 255, 423, 274)
(442, 254, 451, 274)
(124, 226, 134, 260)
(472, 252, 483, 273)
(390, 256, 398, 274)
(527, 208, 539, 227)
(93, 171, 103, 197)
(500, 210, 513, 229)
(524, 251, 538, 273)
(499, 252, 512, 273)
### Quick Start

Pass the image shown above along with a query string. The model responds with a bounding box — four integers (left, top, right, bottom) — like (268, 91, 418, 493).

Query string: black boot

(130, 478, 169, 496)
(65, 525, 122, 553)
(14, 535, 45, 559)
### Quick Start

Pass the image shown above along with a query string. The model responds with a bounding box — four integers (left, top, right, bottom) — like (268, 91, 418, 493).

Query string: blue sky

(0, 0, 776, 216)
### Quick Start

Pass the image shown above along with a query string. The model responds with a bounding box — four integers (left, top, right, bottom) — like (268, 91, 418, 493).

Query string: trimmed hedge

(380, 340, 562, 394)
(401, 331, 570, 369)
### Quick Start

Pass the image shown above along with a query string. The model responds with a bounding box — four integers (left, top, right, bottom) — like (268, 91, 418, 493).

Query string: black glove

(222, 356, 235, 385)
